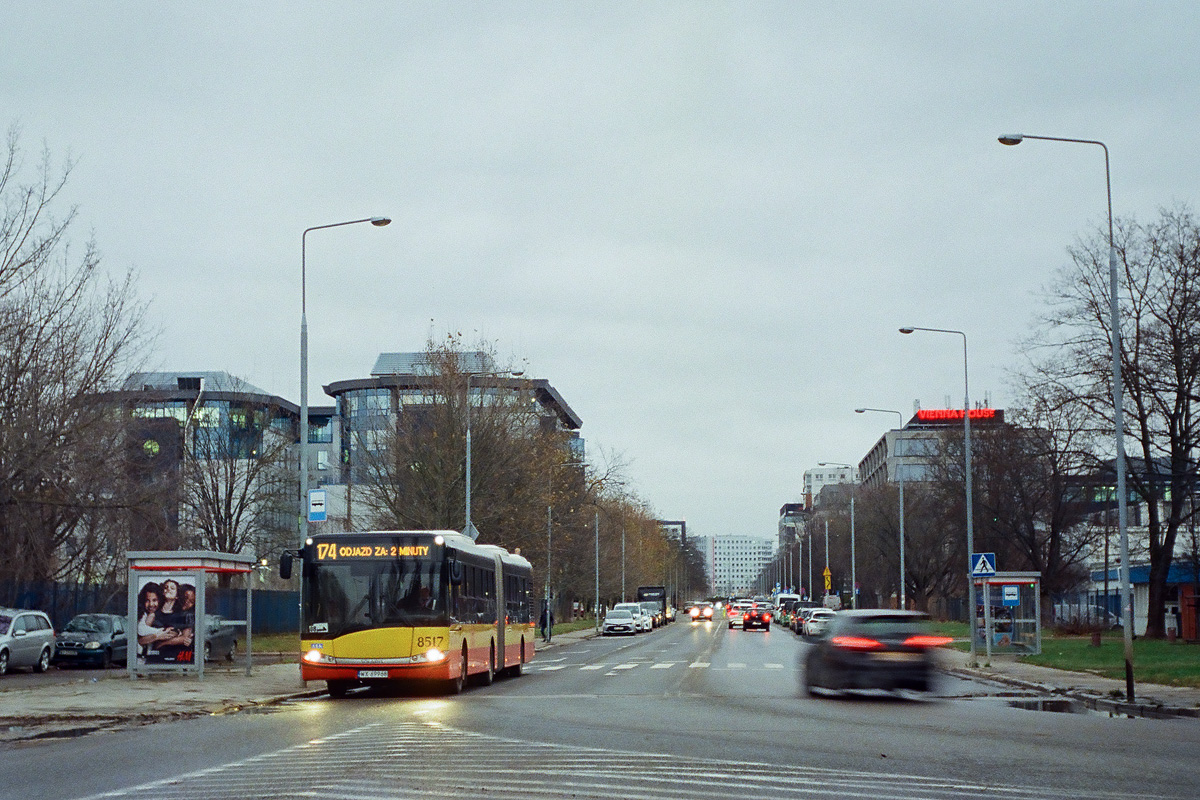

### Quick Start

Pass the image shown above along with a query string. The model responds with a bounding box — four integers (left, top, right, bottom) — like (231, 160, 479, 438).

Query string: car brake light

(763, 614, 771, 623)
(830, 635, 883, 650)
(903, 635, 954, 648)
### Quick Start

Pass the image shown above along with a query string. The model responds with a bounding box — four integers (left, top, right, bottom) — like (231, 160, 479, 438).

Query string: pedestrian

(539, 605, 548, 641)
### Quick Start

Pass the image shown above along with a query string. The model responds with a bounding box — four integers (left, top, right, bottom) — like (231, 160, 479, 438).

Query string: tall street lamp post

(999, 132, 1135, 701)
(900, 326, 975, 664)
(856, 407, 907, 609)
(464, 370, 523, 540)
(300, 217, 390, 546)
(545, 460, 586, 642)
(819, 462, 857, 609)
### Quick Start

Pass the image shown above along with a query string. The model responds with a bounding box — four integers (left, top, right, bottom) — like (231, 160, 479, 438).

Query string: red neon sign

(915, 408, 997, 422)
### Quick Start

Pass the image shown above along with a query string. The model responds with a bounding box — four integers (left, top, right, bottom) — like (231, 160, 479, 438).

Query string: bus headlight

(303, 649, 326, 664)
(422, 648, 445, 663)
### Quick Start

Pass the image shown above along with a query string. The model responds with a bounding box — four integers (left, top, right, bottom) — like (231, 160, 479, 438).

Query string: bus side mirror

(448, 560, 463, 586)
(279, 551, 293, 580)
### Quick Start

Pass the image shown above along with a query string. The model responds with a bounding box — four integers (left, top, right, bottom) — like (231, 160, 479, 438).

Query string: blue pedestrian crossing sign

(970, 552, 997, 577)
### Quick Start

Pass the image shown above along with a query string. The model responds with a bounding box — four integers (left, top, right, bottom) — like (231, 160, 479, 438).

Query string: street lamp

(900, 326, 975, 663)
(999, 132, 1136, 701)
(545, 459, 586, 642)
(464, 369, 523, 540)
(819, 461, 857, 609)
(856, 407, 907, 609)
(299, 216, 390, 546)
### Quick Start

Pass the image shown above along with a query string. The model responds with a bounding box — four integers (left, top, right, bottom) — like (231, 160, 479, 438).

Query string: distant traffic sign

(970, 552, 997, 577)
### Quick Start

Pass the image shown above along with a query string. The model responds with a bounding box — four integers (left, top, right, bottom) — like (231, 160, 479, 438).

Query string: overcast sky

(5, 3, 1198, 542)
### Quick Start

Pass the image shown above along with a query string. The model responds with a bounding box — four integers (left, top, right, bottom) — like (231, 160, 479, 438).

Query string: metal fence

(0, 580, 299, 634)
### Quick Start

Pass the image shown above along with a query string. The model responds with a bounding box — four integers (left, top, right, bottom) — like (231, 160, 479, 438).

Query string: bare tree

(1027, 206, 1200, 637)
(0, 126, 149, 584)
(177, 383, 295, 579)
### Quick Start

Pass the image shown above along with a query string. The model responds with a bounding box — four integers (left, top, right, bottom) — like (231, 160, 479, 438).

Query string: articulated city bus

(282, 530, 535, 697)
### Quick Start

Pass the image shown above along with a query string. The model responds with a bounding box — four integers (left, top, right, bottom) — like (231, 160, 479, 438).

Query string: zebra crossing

(73, 719, 1166, 800)
(530, 659, 787, 673)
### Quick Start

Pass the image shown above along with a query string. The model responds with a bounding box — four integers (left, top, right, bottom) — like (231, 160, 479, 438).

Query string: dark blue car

(53, 613, 128, 669)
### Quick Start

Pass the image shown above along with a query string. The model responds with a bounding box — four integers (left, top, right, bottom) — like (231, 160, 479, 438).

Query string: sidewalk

(940, 647, 1200, 719)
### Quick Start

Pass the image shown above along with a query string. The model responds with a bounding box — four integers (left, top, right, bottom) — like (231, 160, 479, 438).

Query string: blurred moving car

(0, 608, 55, 676)
(602, 609, 638, 636)
(689, 602, 714, 622)
(203, 615, 239, 661)
(803, 608, 836, 638)
(53, 613, 128, 668)
(802, 610, 952, 696)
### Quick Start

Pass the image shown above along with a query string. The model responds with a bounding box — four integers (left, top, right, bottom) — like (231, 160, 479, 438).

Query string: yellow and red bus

(284, 530, 535, 697)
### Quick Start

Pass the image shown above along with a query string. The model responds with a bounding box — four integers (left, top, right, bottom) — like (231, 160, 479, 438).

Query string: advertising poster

(135, 574, 197, 666)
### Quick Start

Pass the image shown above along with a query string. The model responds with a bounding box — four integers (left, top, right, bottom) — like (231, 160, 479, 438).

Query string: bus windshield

(305, 558, 445, 638)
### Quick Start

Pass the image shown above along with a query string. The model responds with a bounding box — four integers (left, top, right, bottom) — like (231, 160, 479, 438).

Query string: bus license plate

(357, 670, 388, 679)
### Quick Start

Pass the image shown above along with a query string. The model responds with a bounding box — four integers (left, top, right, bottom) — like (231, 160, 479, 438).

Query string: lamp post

(900, 326, 975, 663)
(856, 407, 907, 609)
(819, 461, 857, 609)
(545, 460, 586, 642)
(999, 132, 1135, 701)
(300, 216, 390, 546)
(464, 370, 523, 540)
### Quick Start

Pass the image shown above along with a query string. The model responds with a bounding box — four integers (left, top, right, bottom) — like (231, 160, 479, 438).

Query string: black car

(54, 613, 128, 668)
(741, 601, 772, 631)
(802, 610, 951, 696)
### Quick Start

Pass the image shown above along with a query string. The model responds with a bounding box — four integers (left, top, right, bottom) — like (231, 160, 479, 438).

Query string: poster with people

(136, 575, 197, 666)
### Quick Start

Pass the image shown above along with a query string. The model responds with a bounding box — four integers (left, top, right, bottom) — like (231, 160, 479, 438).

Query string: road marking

(537, 665, 566, 671)
(728, 662, 746, 669)
(72, 719, 1160, 800)
(765, 663, 784, 669)
(612, 663, 638, 670)
(650, 662, 677, 669)
(688, 661, 710, 668)
(580, 664, 604, 671)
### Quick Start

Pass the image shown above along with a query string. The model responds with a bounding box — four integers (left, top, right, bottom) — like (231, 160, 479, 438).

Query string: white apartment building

(803, 465, 857, 508)
(702, 535, 777, 597)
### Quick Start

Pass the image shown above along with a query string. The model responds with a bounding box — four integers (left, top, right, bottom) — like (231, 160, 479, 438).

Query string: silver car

(602, 609, 637, 636)
(0, 608, 56, 675)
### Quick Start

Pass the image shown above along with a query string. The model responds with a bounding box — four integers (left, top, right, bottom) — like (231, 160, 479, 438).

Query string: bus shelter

(973, 571, 1041, 660)
(126, 550, 258, 679)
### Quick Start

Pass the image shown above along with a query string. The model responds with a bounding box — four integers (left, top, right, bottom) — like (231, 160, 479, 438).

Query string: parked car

(640, 601, 663, 628)
(203, 615, 240, 661)
(802, 610, 952, 696)
(602, 609, 638, 636)
(612, 603, 651, 632)
(54, 613, 128, 668)
(0, 608, 55, 676)
(803, 608, 836, 638)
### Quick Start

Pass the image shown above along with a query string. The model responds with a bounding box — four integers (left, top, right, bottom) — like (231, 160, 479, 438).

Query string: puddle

(1008, 698, 1088, 714)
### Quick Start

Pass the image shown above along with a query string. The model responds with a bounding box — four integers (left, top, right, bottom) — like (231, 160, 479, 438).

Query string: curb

(945, 666, 1200, 720)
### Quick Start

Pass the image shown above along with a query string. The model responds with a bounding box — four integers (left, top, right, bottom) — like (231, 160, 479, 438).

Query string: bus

(281, 530, 535, 697)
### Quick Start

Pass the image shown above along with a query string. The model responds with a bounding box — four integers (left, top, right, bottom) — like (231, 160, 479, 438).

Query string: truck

(635, 586, 669, 624)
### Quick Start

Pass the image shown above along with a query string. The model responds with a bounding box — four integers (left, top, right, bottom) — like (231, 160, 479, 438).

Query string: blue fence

(0, 580, 299, 634)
